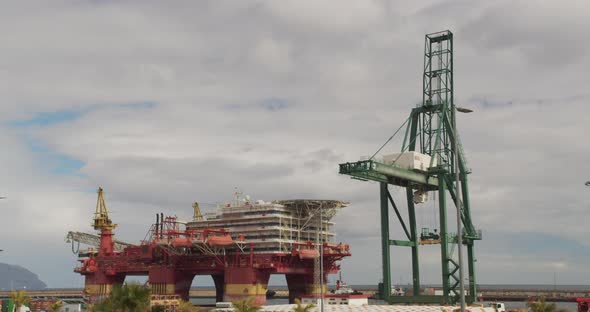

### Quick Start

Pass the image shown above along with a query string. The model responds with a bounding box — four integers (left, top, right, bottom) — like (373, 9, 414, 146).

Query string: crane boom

(66, 231, 134, 252)
(193, 202, 203, 221)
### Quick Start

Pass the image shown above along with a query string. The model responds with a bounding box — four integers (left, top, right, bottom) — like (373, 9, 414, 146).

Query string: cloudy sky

(1, 0, 589, 288)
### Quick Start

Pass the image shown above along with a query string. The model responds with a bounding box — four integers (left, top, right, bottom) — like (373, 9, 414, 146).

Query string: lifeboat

(172, 237, 192, 248)
(298, 249, 320, 259)
(208, 235, 234, 247)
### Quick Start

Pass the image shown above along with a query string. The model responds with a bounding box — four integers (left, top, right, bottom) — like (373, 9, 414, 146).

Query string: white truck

(13, 306, 31, 312)
(456, 303, 506, 312)
(487, 302, 506, 312)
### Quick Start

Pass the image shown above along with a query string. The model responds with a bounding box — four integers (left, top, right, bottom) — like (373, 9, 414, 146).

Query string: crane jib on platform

(339, 30, 481, 305)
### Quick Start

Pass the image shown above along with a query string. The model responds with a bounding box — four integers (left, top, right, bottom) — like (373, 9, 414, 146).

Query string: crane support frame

(339, 30, 480, 305)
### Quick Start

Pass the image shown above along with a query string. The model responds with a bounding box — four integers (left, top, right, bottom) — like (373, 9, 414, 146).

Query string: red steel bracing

(76, 215, 351, 304)
(577, 298, 590, 312)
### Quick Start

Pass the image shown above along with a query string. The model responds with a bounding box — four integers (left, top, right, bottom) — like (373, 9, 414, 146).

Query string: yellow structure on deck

(93, 187, 117, 231)
(192, 202, 203, 221)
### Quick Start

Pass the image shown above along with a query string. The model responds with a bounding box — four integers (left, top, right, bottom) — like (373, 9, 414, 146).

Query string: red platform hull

(76, 227, 350, 305)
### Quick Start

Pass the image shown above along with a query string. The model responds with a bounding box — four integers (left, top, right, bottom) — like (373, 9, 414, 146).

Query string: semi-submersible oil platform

(67, 188, 350, 305)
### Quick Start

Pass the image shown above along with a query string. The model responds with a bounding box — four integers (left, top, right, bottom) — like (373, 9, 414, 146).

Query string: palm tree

(10, 290, 31, 311)
(117, 283, 151, 311)
(92, 282, 151, 312)
(232, 297, 262, 312)
(48, 300, 63, 312)
(151, 305, 166, 312)
(91, 298, 114, 312)
(291, 299, 315, 312)
(178, 300, 200, 312)
(527, 296, 565, 312)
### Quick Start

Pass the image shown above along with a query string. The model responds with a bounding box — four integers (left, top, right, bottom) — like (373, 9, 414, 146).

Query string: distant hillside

(0, 263, 47, 290)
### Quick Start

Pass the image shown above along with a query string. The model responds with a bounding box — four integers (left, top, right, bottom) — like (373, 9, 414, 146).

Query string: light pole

(320, 207, 324, 312)
(453, 105, 472, 312)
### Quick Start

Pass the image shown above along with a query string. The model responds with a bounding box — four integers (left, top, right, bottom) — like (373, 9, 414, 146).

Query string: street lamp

(0, 184, 4, 254)
(319, 207, 324, 312)
(453, 105, 473, 312)
(456, 107, 473, 114)
(1, 198, 7, 256)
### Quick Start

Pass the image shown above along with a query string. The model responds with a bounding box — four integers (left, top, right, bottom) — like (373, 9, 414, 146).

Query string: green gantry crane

(339, 30, 481, 304)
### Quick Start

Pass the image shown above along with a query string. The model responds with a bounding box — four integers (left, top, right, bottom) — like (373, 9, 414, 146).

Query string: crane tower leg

(438, 178, 451, 303)
(380, 183, 392, 300)
(467, 244, 477, 302)
(406, 187, 420, 296)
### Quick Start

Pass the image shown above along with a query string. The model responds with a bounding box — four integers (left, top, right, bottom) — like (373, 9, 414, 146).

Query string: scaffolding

(186, 199, 346, 254)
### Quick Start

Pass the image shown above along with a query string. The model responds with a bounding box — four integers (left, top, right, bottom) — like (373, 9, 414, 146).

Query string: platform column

(84, 272, 125, 303)
(224, 267, 271, 306)
(148, 268, 195, 301)
(286, 273, 327, 304)
(212, 274, 225, 303)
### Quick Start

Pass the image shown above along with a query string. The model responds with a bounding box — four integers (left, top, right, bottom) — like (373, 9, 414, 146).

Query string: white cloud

(250, 38, 294, 75)
(262, 0, 385, 34)
(0, 0, 589, 287)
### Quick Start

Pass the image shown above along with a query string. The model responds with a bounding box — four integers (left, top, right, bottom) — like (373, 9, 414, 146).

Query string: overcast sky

(1, 0, 589, 288)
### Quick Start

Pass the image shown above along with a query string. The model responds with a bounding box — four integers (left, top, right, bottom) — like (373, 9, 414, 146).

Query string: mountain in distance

(0, 263, 47, 290)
